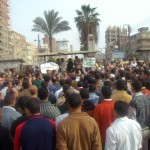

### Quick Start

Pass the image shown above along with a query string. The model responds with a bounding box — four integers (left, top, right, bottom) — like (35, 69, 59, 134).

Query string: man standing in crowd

(57, 93, 102, 150)
(105, 100, 142, 150)
(32, 72, 43, 88)
(111, 79, 132, 104)
(14, 98, 56, 150)
(1, 91, 21, 130)
(94, 86, 115, 150)
(38, 87, 60, 120)
(18, 80, 31, 99)
(128, 79, 150, 150)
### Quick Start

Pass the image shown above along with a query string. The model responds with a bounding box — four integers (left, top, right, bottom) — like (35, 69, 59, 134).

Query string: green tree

(75, 4, 100, 51)
(32, 10, 71, 53)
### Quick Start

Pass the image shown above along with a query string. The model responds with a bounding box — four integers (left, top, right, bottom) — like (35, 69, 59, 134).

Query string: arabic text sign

(83, 58, 96, 68)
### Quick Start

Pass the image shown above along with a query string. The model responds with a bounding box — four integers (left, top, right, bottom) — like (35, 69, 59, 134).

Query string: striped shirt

(40, 101, 61, 121)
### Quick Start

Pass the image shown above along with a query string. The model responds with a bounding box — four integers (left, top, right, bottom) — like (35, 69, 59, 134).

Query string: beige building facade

(130, 27, 150, 59)
(26, 42, 37, 65)
(11, 31, 27, 59)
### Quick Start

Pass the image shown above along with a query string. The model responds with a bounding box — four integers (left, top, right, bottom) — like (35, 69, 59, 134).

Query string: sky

(10, 0, 150, 52)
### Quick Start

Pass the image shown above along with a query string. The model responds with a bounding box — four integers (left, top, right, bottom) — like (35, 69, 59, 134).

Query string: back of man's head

(116, 79, 126, 90)
(104, 80, 112, 88)
(22, 81, 29, 89)
(101, 86, 112, 99)
(80, 88, 89, 100)
(132, 79, 142, 92)
(89, 84, 96, 93)
(60, 79, 65, 87)
(67, 93, 82, 109)
(114, 100, 128, 117)
(38, 87, 48, 100)
(63, 84, 70, 94)
(25, 98, 40, 115)
(4, 92, 16, 106)
(17, 96, 30, 114)
(65, 79, 72, 86)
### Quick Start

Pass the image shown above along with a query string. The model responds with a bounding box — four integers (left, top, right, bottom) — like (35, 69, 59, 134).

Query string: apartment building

(0, 0, 11, 54)
(105, 26, 128, 50)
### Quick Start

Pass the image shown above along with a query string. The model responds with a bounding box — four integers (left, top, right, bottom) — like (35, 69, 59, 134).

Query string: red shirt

(141, 87, 150, 96)
(93, 99, 115, 143)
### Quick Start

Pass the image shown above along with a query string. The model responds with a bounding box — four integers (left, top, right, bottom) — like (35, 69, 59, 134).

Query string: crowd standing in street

(0, 57, 150, 150)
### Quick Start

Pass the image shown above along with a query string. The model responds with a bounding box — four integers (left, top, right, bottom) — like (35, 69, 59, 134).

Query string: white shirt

(56, 113, 68, 126)
(1, 87, 8, 99)
(55, 88, 63, 99)
(105, 117, 142, 150)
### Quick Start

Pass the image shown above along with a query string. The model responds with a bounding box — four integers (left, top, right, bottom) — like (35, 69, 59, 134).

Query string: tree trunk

(49, 36, 53, 53)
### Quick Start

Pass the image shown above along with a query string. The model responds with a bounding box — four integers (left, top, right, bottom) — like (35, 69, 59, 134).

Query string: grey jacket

(1, 106, 21, 130)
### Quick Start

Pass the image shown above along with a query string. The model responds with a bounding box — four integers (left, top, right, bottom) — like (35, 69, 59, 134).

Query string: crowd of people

(0, 57, 150, 150)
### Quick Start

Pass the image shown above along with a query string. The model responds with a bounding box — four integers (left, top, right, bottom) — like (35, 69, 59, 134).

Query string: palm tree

(32, 10, 71, 53)
(75, 4, 100, 51)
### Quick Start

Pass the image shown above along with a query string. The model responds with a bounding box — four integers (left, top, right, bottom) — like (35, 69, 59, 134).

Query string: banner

(40, 62, 59, 74)
(83, 58, 96, 68)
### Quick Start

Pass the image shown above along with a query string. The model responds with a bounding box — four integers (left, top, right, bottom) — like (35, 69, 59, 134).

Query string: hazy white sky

(11, 0, 150, 51)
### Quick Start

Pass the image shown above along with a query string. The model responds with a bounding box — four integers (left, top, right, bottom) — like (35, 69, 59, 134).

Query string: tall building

(105, 26, 128, 50)
(0, 0, 11, 54)
(130, 27, 150, 59)
(11, 31, 27, 59)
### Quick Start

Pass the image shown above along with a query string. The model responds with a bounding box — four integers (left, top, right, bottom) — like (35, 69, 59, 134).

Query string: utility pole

(128, 25, 131, 52)
(117, 27, 120, 50)
(123, 24, 131, 57)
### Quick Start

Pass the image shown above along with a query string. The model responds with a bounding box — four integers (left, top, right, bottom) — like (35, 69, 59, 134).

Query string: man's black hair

(89, 84, 96, 92)
(101, 86, 112, 99)
(146, 79, 150, 90)
(25, 98, 40, 114)
(41, 81, 48, 89)
(3, 81, 9, 87)
(132, 79, 142, 92)
(144, 69, 150, 77)
(43, 75, 50, 83)
(114, 100, 128, 117)
(77, 81, 83, 87)
(119, 70, 125, 78)
(138, 78, 146, 87)
(80, 88, 89, 99)
(65, 79, 72, 86)
(125, 72, 132, 80)
(36, 72, 41, 78)
(63, 84, 70, 94)
(103, 81, 112, 88)
(71, 75, 76, 80)
(17, 96, 30, 111)
(88, 78, 96, 84)
(116, 79, 126, 90)
(38, 87, 48, 100)
(22, 81, 29, 89)
(60, 79, 65, 87)
(111, 68, 116, 74)
(4, 92, 15, 106)
(94, 73, 100, 80)
(67, 93, 82, 109)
